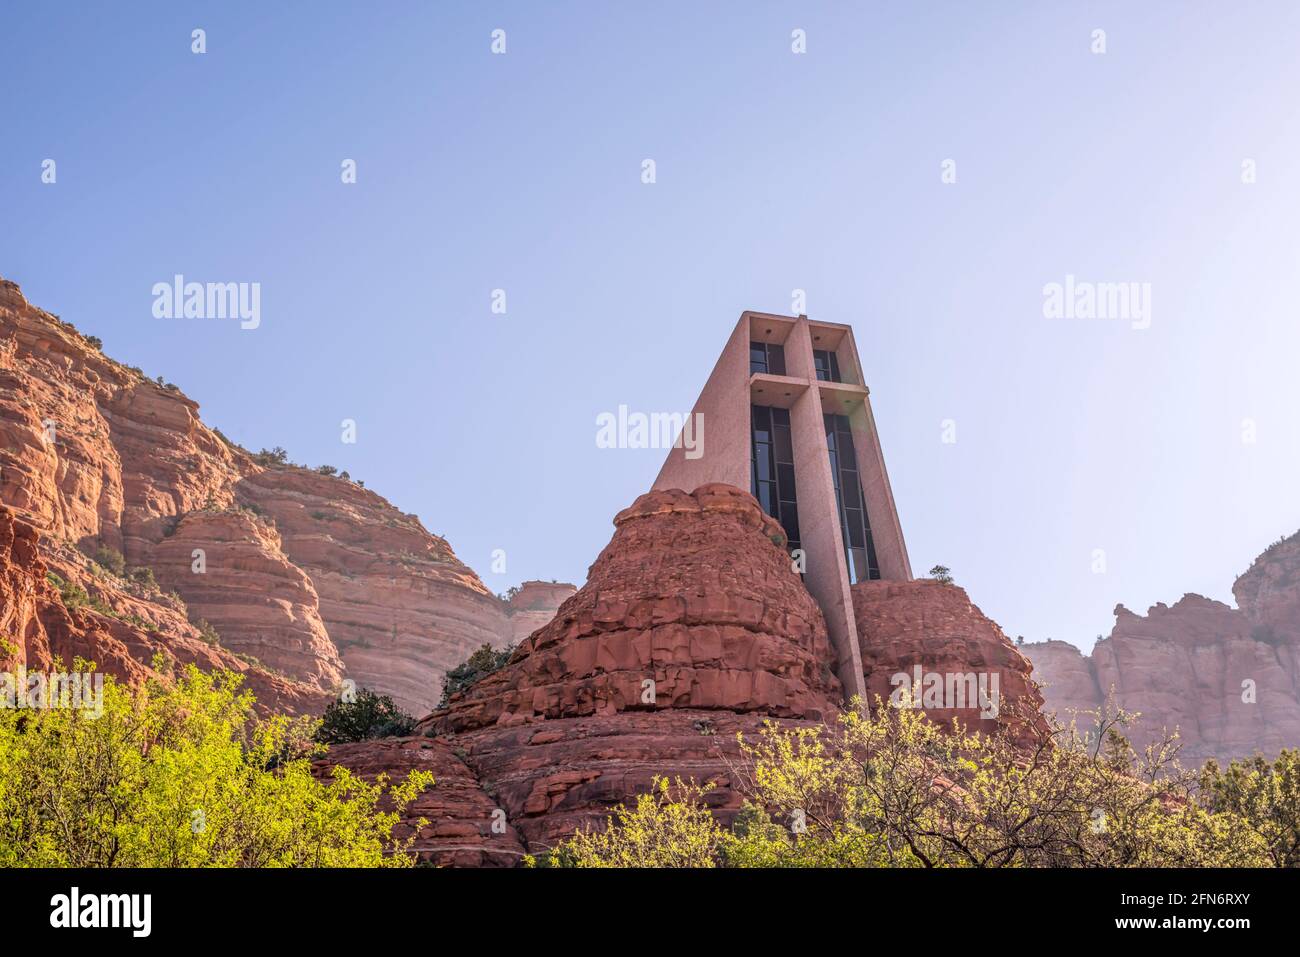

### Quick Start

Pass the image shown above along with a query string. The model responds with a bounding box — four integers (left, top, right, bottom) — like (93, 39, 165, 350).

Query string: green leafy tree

(1199, 749, 1300, 867)
(0, 661, 431, 867)
(316, 687, 416, 744)
(439, 643, 515, 707)
(928, 564, 953, 584)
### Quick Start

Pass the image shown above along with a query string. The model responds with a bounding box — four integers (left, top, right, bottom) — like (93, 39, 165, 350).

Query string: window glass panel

(811, 351, 832, 382)
(845, 508, 865, 547)
(774, 426, 793, 463)
(839, 476, 860, 509)
(757, 480, 774, 515)
(771, 407, 790, 427)
(777, 463, 796, 498)
(768, 344, 786, 376)
(755, 444, 772, 480)
(829, 352, 842, 382)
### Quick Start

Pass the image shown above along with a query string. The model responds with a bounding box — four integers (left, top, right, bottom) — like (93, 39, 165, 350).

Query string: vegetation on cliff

(438, 642, 516, 709)
(316, 687, 416, 744)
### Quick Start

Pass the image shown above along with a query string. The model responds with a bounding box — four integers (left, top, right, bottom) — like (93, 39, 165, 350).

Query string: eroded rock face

(0, 277, 569, 712)
(432, 484, 843, 735)
(1, 505, 322, 714)
(150, 509, 344, 693)
(446, 711, 820, 853)
(235, 468, 512, 715)
(313, 738, 526, 867)
(1024, 531, 1300, 767)
(851, 579, 1049, 746)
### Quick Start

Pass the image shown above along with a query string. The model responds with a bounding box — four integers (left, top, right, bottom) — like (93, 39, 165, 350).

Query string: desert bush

(316, 688, 416, 744)
(438, 643, 515, 708)
(928, 564, 954, 584)
(0, 662, 432, 866)
(93, 545, 126, 577)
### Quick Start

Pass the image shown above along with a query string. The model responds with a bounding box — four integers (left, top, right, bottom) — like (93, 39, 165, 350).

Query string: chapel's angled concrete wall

(653, 315, 750, 493)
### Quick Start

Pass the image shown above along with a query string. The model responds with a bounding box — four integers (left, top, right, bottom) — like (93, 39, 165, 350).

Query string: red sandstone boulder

(852, 578, 1049, 746)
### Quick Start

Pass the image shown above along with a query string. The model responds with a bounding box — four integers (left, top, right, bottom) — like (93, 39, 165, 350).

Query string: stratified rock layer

(852, 579, 1049, 745)
(1024, 531, 1300, 767)
(1, 505, 320, 713)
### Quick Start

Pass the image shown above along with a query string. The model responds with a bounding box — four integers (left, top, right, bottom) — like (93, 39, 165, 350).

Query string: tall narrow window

(751, 404, 800, 555)
(824, 413, 879, 582)
(750, 341, 786, 376)
(812, 349, 841, 383)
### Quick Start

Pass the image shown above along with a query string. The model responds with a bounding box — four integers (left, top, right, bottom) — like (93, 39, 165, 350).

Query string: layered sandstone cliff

(1, 504, 319, 713)
(0, 277, 570, 713)
(1024, 530, 1300, 767)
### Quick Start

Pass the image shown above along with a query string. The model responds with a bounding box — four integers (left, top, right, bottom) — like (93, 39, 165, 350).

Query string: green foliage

(128, 566, 158, 591)
(928, 564, 954, 584)
(93, 545, 126, 577)
(85, 335, 103, 350)
(1200, 749, 1300, 867)
(46, 572, 88, 610)
(194, 618, 222, 646)
(549, 777, 721, 867)
(0, 662, 432, 866)
(316, 688, 416, 744)
(254, 447, 289, 466)
(438, 643, 515, 708)
(316, 465, 338, 477)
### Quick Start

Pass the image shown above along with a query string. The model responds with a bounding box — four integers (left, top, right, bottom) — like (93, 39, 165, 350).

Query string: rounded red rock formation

(852, 578, 1049, 746)
(431, 483, 843, 734)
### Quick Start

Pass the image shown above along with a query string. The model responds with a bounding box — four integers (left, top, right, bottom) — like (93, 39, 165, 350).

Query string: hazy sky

(3, 2, 1298, 653)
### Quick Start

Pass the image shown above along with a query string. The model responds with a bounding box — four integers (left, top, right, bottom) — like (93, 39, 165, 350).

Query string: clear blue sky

(3, 2, 1298, 652)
